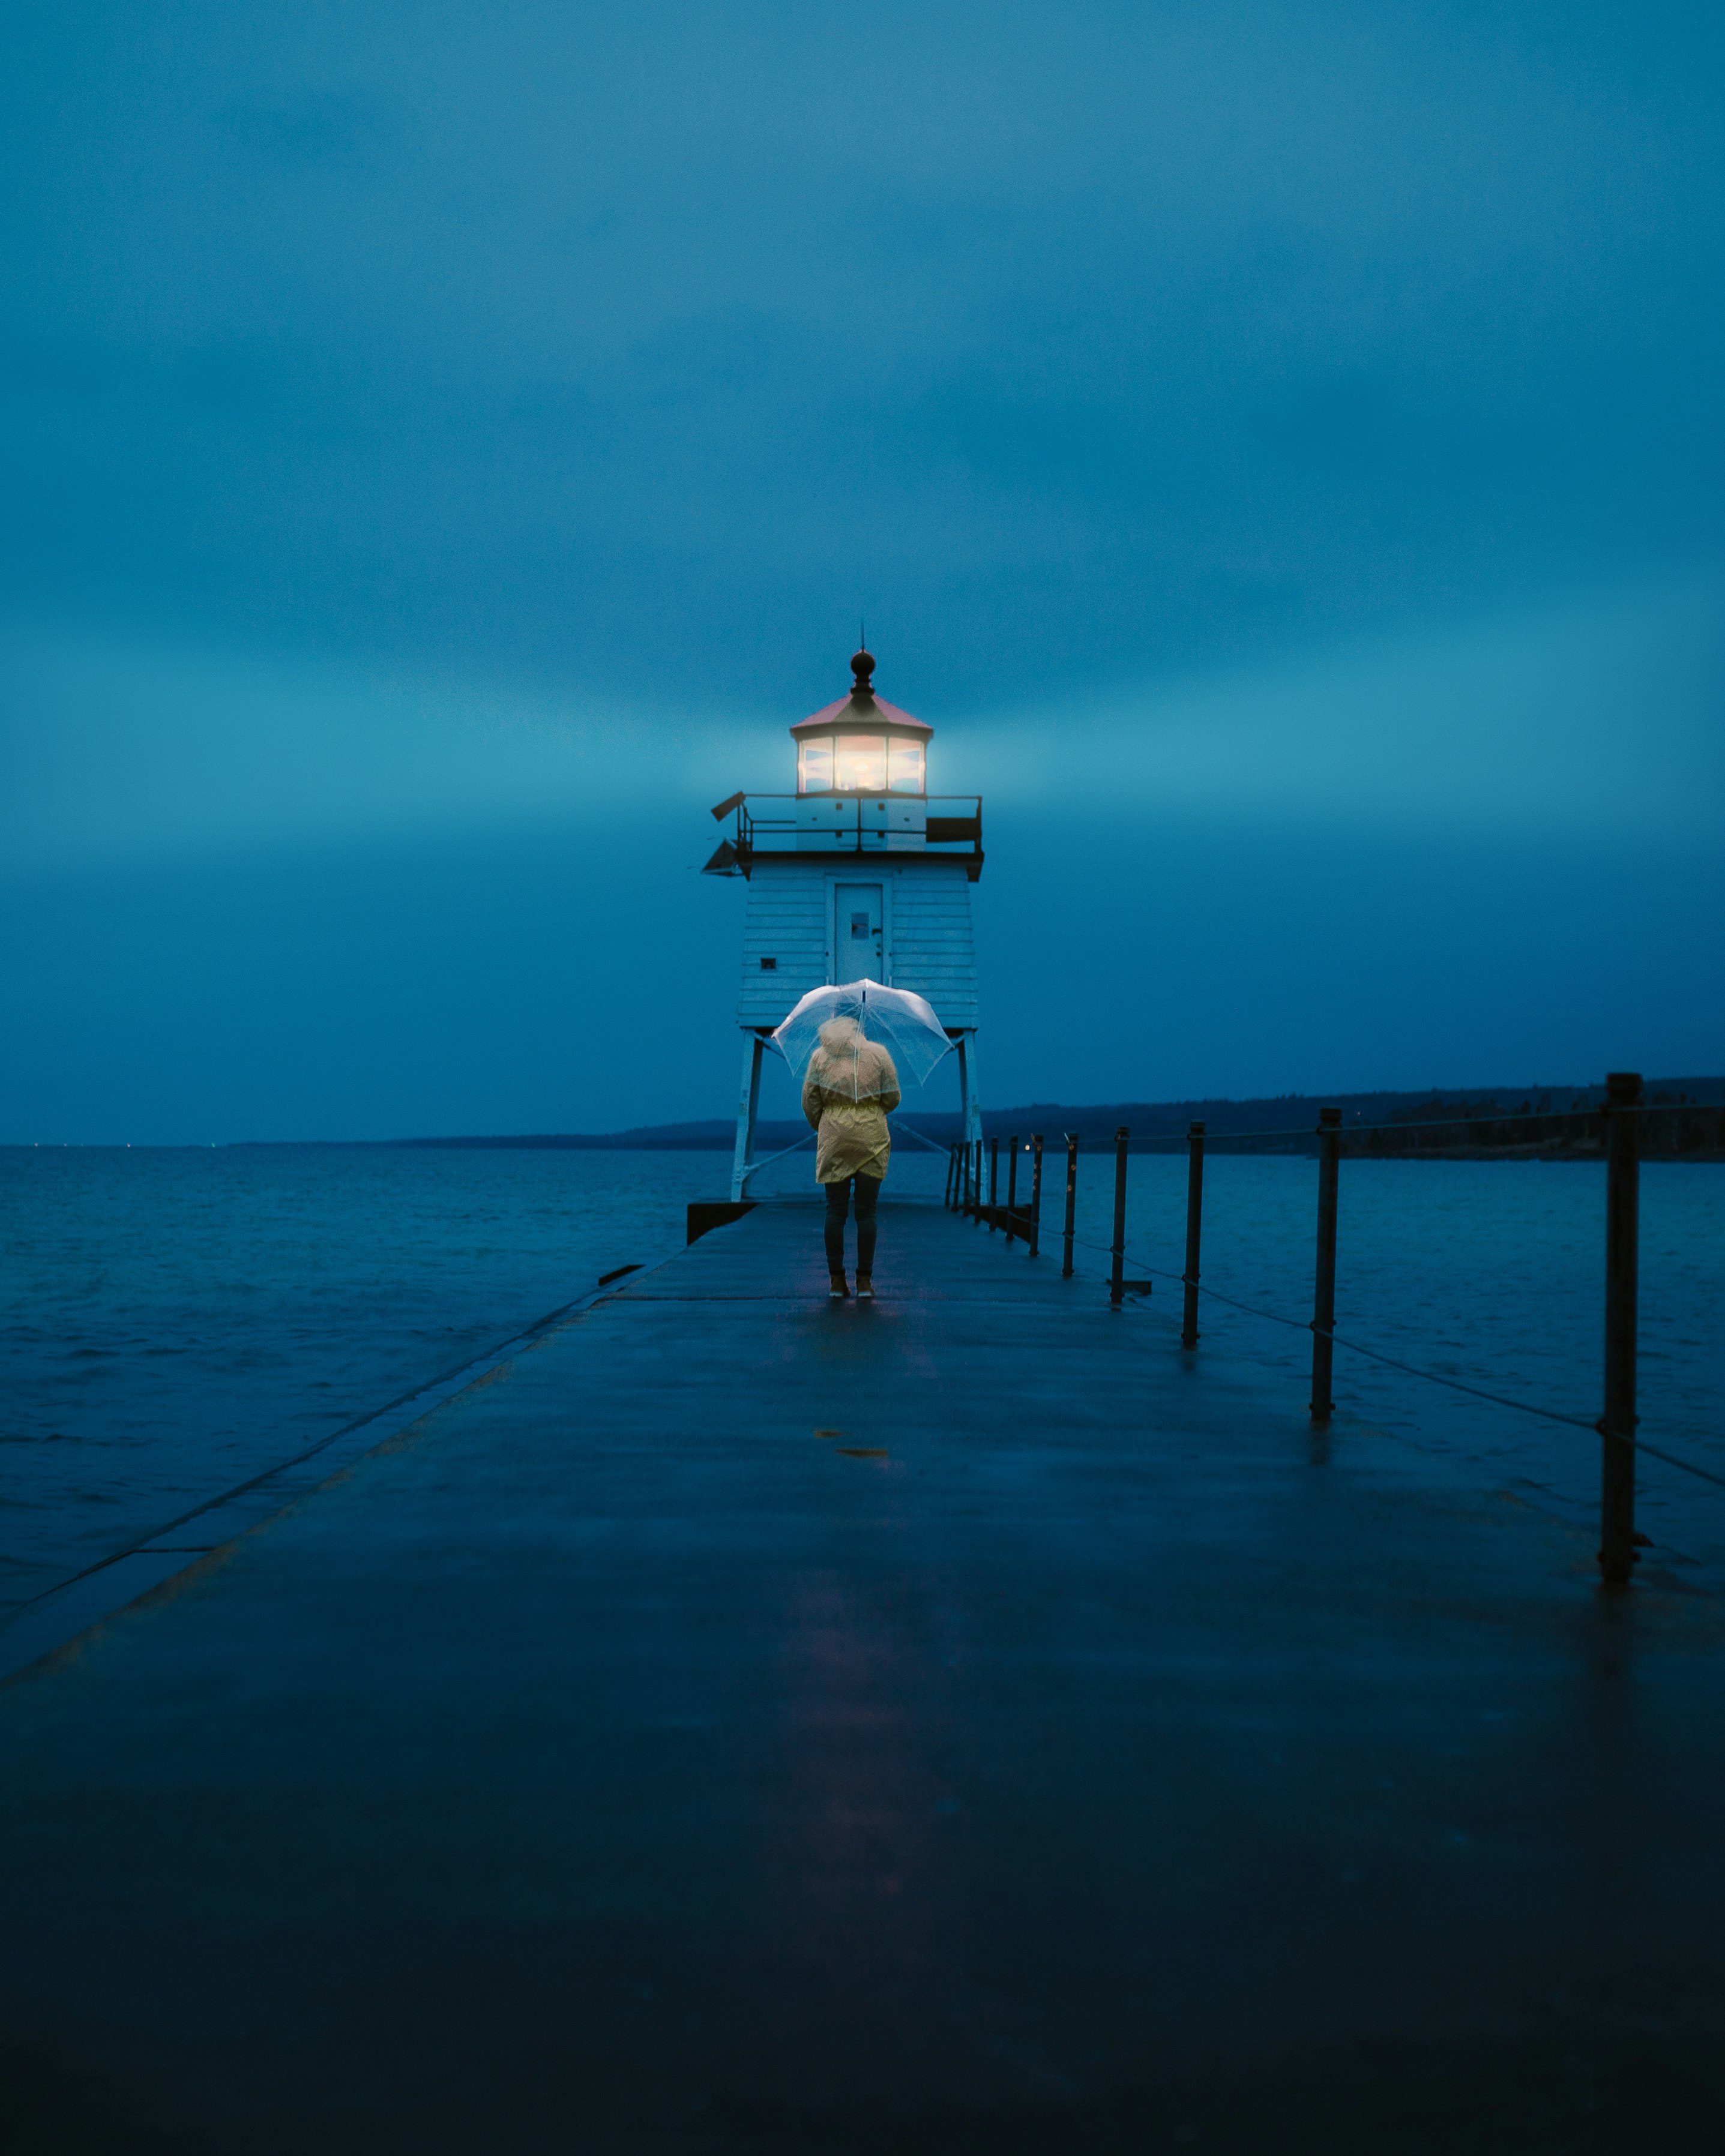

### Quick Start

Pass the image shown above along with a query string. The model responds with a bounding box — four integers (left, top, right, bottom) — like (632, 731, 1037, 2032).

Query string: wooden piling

(1599, 1071, 1642, 1585)
(1182, 1121, 1205, 1350)
(1310, 1108, 1341, 1420)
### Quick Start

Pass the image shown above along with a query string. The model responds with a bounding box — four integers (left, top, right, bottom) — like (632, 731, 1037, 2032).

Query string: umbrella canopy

(771, 981, 954, 1099)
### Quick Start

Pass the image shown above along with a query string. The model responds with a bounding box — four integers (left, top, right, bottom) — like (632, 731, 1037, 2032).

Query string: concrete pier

(4, 1200, 1724, 2151)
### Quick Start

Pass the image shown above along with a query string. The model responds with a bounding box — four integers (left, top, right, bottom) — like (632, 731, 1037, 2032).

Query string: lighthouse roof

(789, 649, 933, 741)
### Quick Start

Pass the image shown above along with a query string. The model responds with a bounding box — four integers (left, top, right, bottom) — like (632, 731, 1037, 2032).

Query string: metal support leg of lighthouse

(954, 1030, 982, 1147)
(730, 1031, 766, 1201)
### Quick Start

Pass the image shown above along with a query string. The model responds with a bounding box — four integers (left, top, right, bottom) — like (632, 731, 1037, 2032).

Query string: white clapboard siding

(737, 860, 831, 1027)
(736, 854, 978, 1031)
(886, 858, 979, 1029)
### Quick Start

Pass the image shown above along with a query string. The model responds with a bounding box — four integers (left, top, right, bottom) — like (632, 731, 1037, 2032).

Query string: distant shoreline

(230, 1076, 1724, 1158)
(10, 1077, 1720, 1158)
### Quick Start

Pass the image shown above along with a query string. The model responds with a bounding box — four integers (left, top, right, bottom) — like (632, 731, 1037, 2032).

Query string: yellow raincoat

(801, 1017, 902, 1183)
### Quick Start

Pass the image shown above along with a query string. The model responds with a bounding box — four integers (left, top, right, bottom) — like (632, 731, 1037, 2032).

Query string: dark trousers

(823, 1174, 879, 1273)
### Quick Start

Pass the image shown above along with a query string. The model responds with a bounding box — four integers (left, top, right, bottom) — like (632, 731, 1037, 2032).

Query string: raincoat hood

(807, 1021, 898, 1104)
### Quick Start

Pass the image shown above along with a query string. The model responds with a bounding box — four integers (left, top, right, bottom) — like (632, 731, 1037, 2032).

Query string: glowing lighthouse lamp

(704, 648, 985, 1198)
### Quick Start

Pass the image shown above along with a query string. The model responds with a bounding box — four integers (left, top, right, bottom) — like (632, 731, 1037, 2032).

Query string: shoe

(855, 1274, 874, 1299)
(829, 1272, 849, 1299)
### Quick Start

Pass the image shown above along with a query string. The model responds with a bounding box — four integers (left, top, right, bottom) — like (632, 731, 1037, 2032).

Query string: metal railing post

(988, 1137, 1000, 1230)
(1062, 1135, 1078, 1278)
(1310, 1108, 1341, 1420)
(1110, 1126, 1128, 1308)
(944, 1145, 956, 1209)
(1600, 1071, 1642, 1585)
(1006, 1136, 1019, 1240)
(1182, 1120, 1205, 1350)
(1029, 1135, 1044, 1258)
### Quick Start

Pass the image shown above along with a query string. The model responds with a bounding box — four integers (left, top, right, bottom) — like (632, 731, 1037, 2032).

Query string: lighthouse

(704, 649, 985, 1197)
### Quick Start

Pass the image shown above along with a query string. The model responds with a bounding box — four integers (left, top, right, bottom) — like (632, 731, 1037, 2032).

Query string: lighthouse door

(834, 883, 884, 984)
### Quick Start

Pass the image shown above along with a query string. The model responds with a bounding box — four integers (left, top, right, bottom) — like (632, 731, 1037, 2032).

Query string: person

(801, 1014, 900, 1299)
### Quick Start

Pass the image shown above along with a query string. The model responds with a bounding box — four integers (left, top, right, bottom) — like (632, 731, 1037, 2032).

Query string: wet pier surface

(4, 1199, 1724, 2153)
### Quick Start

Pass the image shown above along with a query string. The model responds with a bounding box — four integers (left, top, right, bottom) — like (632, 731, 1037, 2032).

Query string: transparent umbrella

(771, 981, 954, 1100)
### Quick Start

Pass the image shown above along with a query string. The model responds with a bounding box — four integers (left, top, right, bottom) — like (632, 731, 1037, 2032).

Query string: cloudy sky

(4, 1, 1722, 1141)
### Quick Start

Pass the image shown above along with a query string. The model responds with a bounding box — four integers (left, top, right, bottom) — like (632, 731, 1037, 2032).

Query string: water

(0, 1145, 721, 1614)
(3, 1143, 1722, 1620)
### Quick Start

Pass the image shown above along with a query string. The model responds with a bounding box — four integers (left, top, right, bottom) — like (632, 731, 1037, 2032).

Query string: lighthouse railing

(720, 793, 984, 864)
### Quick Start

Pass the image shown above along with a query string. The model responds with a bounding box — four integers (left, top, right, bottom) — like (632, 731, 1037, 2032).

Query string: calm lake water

(2, 1141, 1721, 1617)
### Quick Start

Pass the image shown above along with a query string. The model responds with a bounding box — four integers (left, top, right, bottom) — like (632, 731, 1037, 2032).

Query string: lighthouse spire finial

(850, 622, 875, 701)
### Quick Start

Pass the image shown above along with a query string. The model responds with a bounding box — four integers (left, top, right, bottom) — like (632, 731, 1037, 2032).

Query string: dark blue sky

(4, 1, 1722, 1141)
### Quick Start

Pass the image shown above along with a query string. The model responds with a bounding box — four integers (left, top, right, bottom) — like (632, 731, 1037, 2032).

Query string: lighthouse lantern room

(704, 650, 984, 1197)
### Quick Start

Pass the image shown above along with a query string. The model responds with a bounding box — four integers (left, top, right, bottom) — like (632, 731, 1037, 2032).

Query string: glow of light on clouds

(0, 625, 751, 868)
(5, 567, 1720, 869)
(951, 571, 1725, 835)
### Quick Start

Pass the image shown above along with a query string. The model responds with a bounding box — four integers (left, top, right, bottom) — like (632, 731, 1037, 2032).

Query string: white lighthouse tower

(704, 648, 984, 1197)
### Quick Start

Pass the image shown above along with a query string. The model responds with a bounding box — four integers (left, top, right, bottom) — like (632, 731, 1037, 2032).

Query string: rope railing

(1065, 1224, 1720, 1461)
(938, 1099, 1714, 1152)
(940, 1076, 1723, 1578)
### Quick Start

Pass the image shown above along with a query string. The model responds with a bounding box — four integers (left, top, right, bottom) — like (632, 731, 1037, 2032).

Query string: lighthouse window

(798, 739, 832, 793)
(887, 739, 925, 793)
(834, 734, 888, 791)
